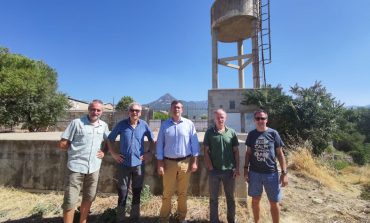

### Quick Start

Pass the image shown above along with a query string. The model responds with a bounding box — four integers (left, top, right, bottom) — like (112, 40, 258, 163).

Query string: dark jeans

(117, 164, 144, 221)
(209, 169, 236, 223)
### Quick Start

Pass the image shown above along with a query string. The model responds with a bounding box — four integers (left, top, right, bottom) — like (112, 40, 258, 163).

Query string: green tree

(290, 82, 343, 153)
(241, 85, 295, 138)
(356, 108, 370, 143)
(0, 47, 70, 131)
(153, 111, 170, 120)
(334, 108, 370, 164)
(242, 82, 343, 154)
(115, 96, 134, 111)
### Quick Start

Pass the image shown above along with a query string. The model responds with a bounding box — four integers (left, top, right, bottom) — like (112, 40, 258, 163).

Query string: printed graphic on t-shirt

(254, 136, 270, 162)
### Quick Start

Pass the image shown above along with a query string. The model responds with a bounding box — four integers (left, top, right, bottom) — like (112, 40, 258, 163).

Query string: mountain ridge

(143, 93, 208, 119)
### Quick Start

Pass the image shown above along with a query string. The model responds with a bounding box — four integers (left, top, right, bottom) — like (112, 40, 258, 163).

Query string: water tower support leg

(212, 30, 219, 89)
(237, 40, 245, 88)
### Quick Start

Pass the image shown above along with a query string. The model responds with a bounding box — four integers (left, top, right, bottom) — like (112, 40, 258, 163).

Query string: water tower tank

(211, 0, 257, 43)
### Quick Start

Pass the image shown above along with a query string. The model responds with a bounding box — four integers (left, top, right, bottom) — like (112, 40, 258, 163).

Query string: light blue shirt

(156, 117, 200, 160)
(61, 115, 109, 174)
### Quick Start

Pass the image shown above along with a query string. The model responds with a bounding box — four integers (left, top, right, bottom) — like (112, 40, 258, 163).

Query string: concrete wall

(0, 137, 248, 198)
(208, 88, 258, 132)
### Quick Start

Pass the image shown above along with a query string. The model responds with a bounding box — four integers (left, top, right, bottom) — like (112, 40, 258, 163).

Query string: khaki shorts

(61, 169, 100, 210)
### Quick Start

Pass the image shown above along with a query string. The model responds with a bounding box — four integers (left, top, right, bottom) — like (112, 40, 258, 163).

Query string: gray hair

(128, 102, 142, 111)
(88, 99, 104, 110)
(214, 108, 227, 117)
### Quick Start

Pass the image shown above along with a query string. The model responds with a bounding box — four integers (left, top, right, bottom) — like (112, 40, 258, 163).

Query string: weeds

(141, 184, 153, 204)
(0, 210, 7, 218)
(30, 203, 55, 217)
(121, 184, 153, 214)
(289, 147, 342, 190)
(360, 183, 370, 200)
(331, 160, 350, 170)
(339, 164, 370, 185)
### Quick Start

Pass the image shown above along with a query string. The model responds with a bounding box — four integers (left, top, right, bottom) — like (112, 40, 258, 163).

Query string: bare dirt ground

(279, 171, 369, 223)
(1, 167, 369, 223)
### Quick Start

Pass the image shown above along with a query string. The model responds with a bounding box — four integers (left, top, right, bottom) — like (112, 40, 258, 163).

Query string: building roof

(68, 97, 113, 111)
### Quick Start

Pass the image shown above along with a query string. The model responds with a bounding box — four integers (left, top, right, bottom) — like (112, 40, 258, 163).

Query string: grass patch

(360, 182, 370, 200)
(30, 203, 51, 217)
(0, 187, 62, 221)
(0, 210, 8, 218)
(141, 184, 153, 204)
(330, 160, 350, 170)
(339, 164, 370, 185)
(119, 184, 154, 215)
(289, 147, 342, 190)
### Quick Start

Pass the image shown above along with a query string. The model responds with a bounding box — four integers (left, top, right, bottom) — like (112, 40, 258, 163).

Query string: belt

(164, 154, 191, 161)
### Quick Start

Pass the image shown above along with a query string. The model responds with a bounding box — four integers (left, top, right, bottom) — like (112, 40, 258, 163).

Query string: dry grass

(140, 195, 251, 222)
(0, 187, 63, 221)
(2, 146, 368, 222)
(288, 147, 343, 190)
(339, 164, 370, 185)
(0, 188, 253, 222)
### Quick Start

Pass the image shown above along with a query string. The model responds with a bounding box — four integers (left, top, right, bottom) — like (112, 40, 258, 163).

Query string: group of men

(58, 99, 288, 223)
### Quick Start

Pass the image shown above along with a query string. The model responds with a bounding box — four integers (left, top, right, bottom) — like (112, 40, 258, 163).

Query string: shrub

(360, 182, 370, 200)
(118, 184, 153, 215)
(330, 160, 349, 170)
(242, 82, 343, 155)
(153, 111, 170, 120)
(141, 184, 153, 204)
(350, 150, 369, 166)
(30, 203, 51, 217)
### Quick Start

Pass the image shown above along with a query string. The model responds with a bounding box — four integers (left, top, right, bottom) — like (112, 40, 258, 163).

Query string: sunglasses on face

(255, 117, 267, 121)
(130, 109, 141, 113)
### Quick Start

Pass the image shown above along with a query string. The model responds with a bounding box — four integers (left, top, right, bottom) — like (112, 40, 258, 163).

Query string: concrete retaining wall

(0, 136, 247, 198)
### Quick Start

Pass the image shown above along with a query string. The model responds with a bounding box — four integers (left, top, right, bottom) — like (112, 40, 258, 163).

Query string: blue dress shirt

(108, 118, 154, 167)
(156, 117, 200, 160)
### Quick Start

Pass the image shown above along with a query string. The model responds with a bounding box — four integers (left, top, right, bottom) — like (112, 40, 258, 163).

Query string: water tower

(208, 0, 271, 132)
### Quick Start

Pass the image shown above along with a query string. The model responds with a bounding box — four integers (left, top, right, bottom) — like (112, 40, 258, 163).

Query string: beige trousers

(159, 157, 191, 223)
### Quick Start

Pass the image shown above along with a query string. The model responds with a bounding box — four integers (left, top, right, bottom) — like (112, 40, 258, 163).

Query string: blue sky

(1, 0, 369, 106)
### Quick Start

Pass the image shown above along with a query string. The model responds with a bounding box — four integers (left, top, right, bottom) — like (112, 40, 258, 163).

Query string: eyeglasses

(130, 109, 141, 113)
(255, 117, 267, 121)
(89, 109, 102, 112)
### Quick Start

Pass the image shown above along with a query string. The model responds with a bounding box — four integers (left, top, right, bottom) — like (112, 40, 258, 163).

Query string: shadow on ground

(4, 216, 209, 223)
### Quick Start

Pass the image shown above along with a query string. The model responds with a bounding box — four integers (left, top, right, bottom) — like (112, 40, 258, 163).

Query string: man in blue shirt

(107, 102, 154, 223)
(156, 100, 200, 223)
(58, 99, 109, 223)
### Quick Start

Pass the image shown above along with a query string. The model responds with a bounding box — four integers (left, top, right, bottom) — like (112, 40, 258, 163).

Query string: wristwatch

(281, 169, 288, 175)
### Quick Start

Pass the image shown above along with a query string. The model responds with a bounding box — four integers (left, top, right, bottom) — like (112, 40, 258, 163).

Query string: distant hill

(346, 104, 370, 109)
(144, 93, 176, 110)
(144, 93, 208, 119)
